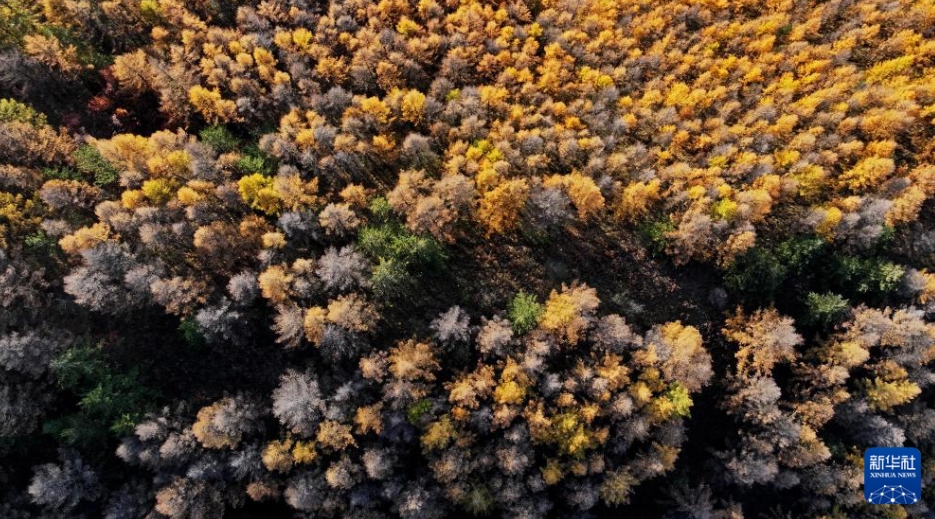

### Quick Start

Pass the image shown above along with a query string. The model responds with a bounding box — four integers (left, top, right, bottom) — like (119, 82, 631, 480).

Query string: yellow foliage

(541, 459, 564, 485)
(355, 403, 384, 435)
(59, 223, 110, 255)
(359, 97, 390, 122)
(396, 17, 422, 37)
(915, 270, 935, 305)
(864, 378, 921, 411)
(262, 439, 294, 472)
(339, 184, 368, 207)
(121, 189, 146, 209)
(830, 341, 870, 369)
(262, 232, 286, 249)
(192, 400, 244, 450)
(545, 173, 605, 220)
(615, 179, 662, 222)
(274, 174, 319, 211)
(886, 186, 925, 226)
(304, 306, 328, 344)
(141, 178, 176, 204)
(421, 416, 457, 451)
(316, 420, 356, 450)
(291, 441, 317, 464)
(865, 56, 914, 83)
(493, 380, 526, 405)
(401, 89, 427, 123)
(176, 186, 202, 205)
(840, 157, 895, 191)
(189, 85, 237, 123)
(814, 206, 843, 238)
(477, 179, 529, 234)
(238, 173, 280, 215)
(539, 284, 600, 345)
(258, 265, 292, 304)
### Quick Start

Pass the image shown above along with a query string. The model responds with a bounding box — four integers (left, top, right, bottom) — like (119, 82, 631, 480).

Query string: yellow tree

(477, 178, 529, 234)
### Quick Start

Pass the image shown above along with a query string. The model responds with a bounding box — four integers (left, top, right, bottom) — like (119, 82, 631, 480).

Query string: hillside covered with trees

(1, 0, 935, 517)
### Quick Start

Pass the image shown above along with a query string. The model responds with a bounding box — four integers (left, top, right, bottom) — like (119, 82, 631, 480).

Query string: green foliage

(49, 344, 107, 390)
(407, 399, 433, 425)
(23, 230, 60, 258)
(45, 343, 158, 445)
(199, 124, 240, 153)
(74, 145, 120, 186)
(724, 246, 787, 304)
(637, 217, 674, 256)
(359, 223, 446, 300)
(869, 262, 905, 294)
(179, 318, 206, 348)
(871, 225, 896, 251)
(369, 195, 393, 222)
(833, 256, 904, 295)
(370, 257, 413, 301)
(41, 166, 83, 181)
(0, 98, 47, 126)
(508, 291, 542, 335)
(776, 235, 825, 276)
(805, 292, 850, 327)
(393, 234, 446, 269)
(357, 225, 397, 258)
(235, 145, 275, 176)
(358, 223, 446, 269)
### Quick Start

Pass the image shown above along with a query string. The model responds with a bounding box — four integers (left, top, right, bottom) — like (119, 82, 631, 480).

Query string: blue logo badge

(864, 447, 922, 504)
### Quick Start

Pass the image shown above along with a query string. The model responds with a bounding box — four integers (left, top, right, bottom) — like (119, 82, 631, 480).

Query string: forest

(0, 0, 934, 517)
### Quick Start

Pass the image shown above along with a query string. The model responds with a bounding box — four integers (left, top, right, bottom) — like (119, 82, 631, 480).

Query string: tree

(155, 477, 227, 519)
(327, 293, 379, 332)
(543, 173, 605, 220)
(0, 332, 65, 377)
(317, 245, 370, 293)
(805, 292, 850, 327)
(22, 34, 81, 76)
(723, 307, 802, 375)
(862, 378, 921, 411)
(227, 271, 258, 303)
(616, 180, 661, 222)
(477, 179, 529, 235)
(273, 303, 306, 348)
(272, 370, 324, 436)
(476, 316, 514, 357)
(319, 203, 360, 237)
(508, 292, 542, 335)
(430, 306, 471, 344)
(28, 454, 100, 512)
(62, 243, 138, 314)
(539, 284, 600, 345)
(192, 395, 263, 449)
(644, 322, 712, 392)
(258, 265, 293, 304)
(590, 314, 640, 352)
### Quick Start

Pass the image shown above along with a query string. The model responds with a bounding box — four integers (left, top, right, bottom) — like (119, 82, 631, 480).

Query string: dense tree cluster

(1, 0, 935, 517)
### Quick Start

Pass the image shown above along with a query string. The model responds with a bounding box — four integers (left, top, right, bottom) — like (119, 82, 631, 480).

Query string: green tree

(44, 343, 158, 446)
(508, 291, 542, 335)
(805, 292, 850, 327)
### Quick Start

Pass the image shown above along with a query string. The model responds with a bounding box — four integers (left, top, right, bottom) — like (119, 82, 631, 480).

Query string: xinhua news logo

(864, 447, 922, 504)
